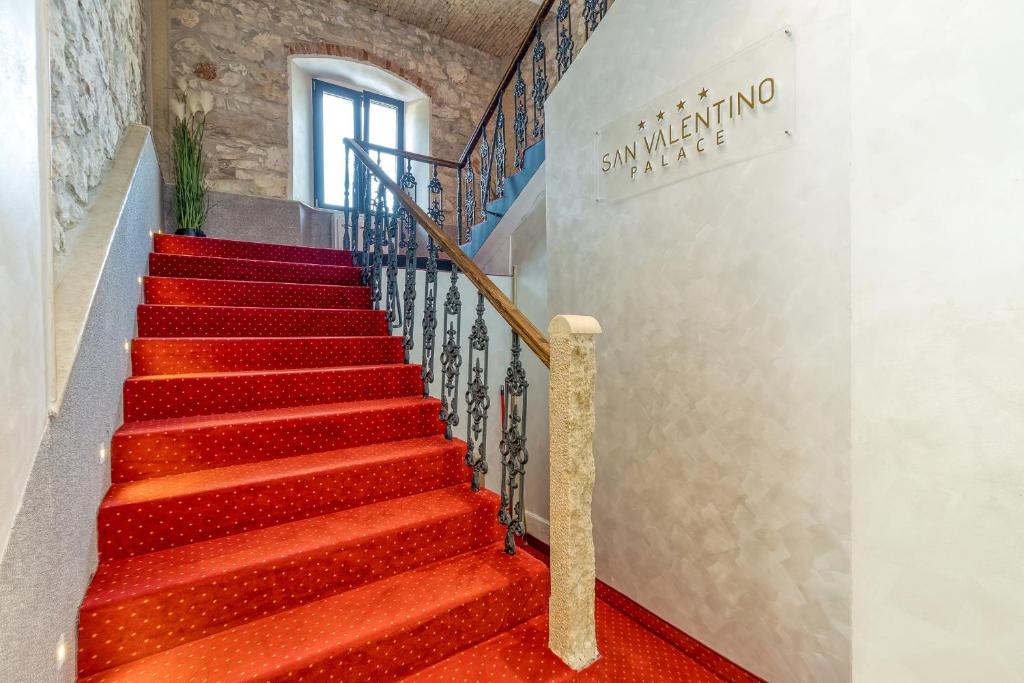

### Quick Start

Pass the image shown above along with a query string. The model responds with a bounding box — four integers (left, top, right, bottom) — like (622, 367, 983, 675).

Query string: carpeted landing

(76, 234, 733, 682)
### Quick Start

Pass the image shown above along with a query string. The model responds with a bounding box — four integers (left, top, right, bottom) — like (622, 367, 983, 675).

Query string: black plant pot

(174, 227, 207, 237)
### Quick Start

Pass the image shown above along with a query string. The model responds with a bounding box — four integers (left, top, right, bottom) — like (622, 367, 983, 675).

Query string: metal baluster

(513, 65, 528, 171)
(556, 0, 574, 77)
(457, 166, 465, 244)
(421, 165, 444, 395)
(498, 333, 529, 554)
(343, 146, 352, 250)
(494, 100, 507, 198)
(464, 293, 490, 491)
(438, 266, 462, 438)
(370, 175, 386, 311)
(583, 0, 608, 38)
(464, 162, 476, 230)
(400, 159, 418, 361)
(532, 26, 549, 139)
(359, 159, 373, 285)
(384, 192, 401, 331)
(479, 128, 491, 211)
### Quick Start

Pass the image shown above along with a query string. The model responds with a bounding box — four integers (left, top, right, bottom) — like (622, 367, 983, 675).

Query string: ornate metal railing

(345, 138, 548, 554)
(335, 0, 612, 557)
(455, 0, 614, 240)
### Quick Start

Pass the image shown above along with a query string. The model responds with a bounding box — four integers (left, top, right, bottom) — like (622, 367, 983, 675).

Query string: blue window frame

(313, 79, 405, 210)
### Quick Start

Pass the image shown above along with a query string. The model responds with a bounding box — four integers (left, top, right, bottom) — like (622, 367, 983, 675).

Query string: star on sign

(638, 120, 646, 130)
(656, 111, 665, 122)
(676, 100, 686, 110)
(698, 87, 709, 100)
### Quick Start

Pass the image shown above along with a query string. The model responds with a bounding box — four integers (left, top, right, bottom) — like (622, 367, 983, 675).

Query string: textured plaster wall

(850, 1, 1024, 679)
(0, 131, 160, 683)
(49, 0, 147, 254)
(163, 0, 505, 198)
(545, 1, 852, 681)
(0, 0, 50, 562)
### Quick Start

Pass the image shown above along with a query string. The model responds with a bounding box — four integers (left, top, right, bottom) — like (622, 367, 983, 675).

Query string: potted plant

(170, 86, 214, 236)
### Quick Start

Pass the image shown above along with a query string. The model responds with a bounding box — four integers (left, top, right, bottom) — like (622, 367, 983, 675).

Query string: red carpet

(78, 234, 740, 682)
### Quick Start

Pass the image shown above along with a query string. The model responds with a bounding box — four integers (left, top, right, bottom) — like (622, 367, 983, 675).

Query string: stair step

(398, 614, 574, 683)
(154, 233, 354, 266)
(149, 252, 363, 285)
(80, 544, 549, 683)
(79, 485, 499, 676)
(100, 435, 470, 560)
(400, 600, 727, 683)
(131, 336, 405, 375)
(144, 275, 371, 309)
(136, 304, 387, 338)
(111, 396, 445, 482)
(124, 363, 424, 421)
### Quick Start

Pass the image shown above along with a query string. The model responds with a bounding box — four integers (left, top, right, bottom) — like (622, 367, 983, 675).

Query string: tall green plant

(171, 92, 211, 232)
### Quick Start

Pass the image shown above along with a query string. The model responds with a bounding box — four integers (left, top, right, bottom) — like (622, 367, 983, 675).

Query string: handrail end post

(547, 314, 601, 670)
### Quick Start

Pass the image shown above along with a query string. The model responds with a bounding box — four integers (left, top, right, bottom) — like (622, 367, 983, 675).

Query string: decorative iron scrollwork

(556, 0, 574, 76)
(438, 266, 462, 438)
(494, 104, 507, 198)
(399, 159, 417, 361)
(513, 65, 527, 171)
(583, 0, 608, 37)
(427, 165, 445, 228)
(479, 128, 492, 211)
(531, 27, 548, 139)
(498, 333, 529, 554)
(370, 177, 387, 311)
(464, 293, 490, 491)
(464, 163, 476, 229)
(420, 236, 438, 396)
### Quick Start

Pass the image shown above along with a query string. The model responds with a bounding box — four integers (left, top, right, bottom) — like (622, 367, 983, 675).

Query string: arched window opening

(289, 56, 430, 209)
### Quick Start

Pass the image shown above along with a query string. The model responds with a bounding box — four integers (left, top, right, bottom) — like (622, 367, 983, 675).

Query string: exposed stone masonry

(166, 0, 505, 199)
(49, 0, 148, 253)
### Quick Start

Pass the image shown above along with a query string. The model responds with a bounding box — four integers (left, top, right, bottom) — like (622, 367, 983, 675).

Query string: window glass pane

(322, 92, 355, 207)
(367, 100, 400, 207)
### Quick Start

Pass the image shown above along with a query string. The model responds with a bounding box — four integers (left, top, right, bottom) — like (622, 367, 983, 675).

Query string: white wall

(0, 0, 51, 559)
(545, 1, 851, 680)
(850, 2, 1024, 679)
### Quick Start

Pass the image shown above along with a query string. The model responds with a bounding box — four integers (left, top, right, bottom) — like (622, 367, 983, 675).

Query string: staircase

(77, 234, 552, 681)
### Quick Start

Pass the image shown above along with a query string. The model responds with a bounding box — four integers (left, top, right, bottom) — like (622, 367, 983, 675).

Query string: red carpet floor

(77, 234, 739, 682)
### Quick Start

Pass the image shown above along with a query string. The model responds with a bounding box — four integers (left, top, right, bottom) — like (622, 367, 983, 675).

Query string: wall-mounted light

(56, 634, 67, 668)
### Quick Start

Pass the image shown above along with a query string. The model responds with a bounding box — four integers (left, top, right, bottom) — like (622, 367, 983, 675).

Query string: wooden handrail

(346, 138, 550, 367)
(359, 141, 460, 169)
(458, 0, 556, 167)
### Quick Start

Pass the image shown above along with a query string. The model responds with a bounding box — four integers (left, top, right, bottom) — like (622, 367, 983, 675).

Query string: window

(313, 79, 405, 209)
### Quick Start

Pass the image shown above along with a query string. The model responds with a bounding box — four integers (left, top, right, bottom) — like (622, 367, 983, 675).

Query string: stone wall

(164, 0, 506, 199)
(50, 0, 148, 252)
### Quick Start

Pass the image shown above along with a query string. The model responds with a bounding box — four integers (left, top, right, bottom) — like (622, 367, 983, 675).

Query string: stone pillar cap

(549, 314, 602, 336)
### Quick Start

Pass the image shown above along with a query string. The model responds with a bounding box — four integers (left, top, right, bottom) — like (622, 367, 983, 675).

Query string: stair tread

(149, 252, 363, 286)
(81, 544, 548, 682)
(154, 234, 354, 266)
(123, 363, 424, 421)
(115, 395, 437, 435)
(136, 302, 387, 338)
(398, 614, 572, 682)
(104, 434, 461, 508)
(127, 362, 414, 382)
(130, 335, 405, 375)
(144, 275, 372, 309)
(85, 484, 496, 610)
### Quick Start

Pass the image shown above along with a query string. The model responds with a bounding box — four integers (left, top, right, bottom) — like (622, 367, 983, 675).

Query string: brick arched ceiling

(345, 0, 540, 60)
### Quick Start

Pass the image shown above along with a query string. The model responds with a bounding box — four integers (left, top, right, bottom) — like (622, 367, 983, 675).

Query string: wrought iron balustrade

(344, 138, 548, 554)
(335, 0, 612, 557)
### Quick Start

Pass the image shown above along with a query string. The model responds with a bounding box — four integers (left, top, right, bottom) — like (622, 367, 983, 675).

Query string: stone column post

(547, 314, 602, 670)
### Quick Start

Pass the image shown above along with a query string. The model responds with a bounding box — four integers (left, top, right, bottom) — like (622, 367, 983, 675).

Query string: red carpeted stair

(77, 234, 550, 681)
